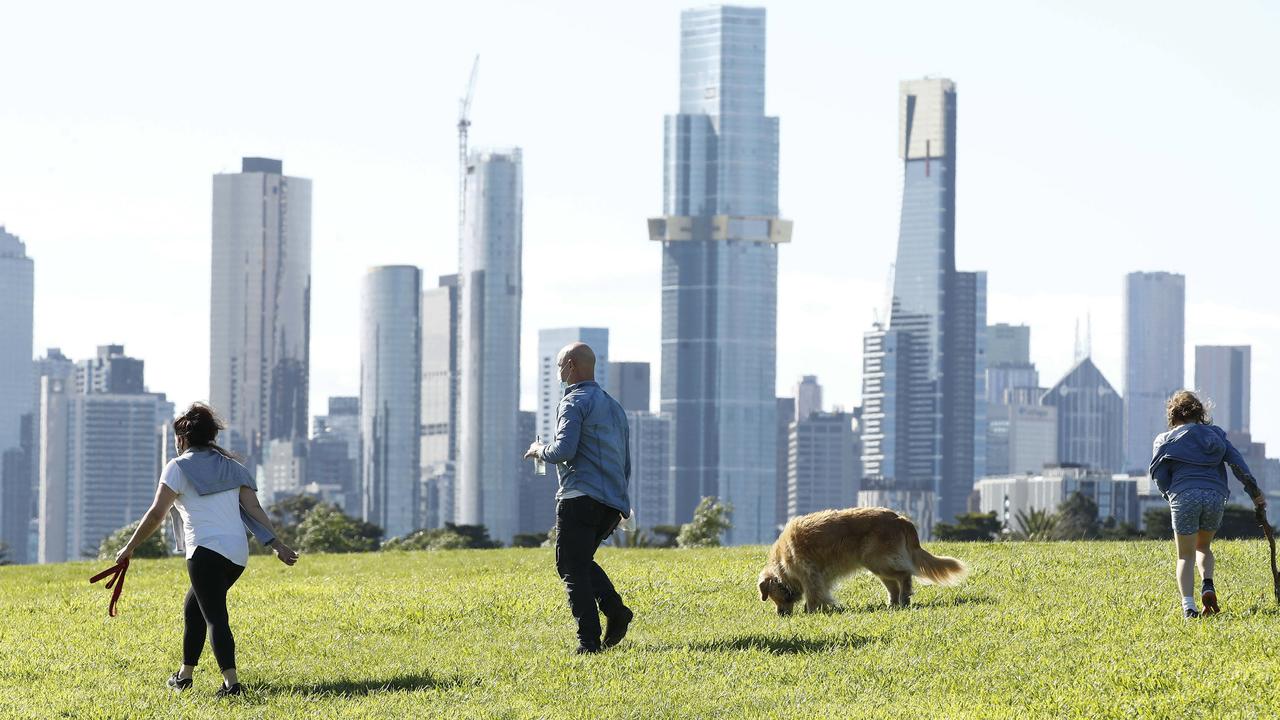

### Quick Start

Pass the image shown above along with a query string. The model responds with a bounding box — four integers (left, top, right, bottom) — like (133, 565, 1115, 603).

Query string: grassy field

(2, 541, 1278, 719)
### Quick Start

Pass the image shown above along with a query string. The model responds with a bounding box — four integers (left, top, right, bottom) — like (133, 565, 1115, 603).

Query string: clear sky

(3, 1, 1278, 450)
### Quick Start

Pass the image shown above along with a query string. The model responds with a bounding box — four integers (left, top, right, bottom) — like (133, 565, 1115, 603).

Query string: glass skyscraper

(421, 274, 459, 530)
(861, 79, 986, 530)
(649, 6, 791, 545)
(1195, 345, 1250, 434)
(1041, 357, 1124, 473)
(1123, 271, 1185, 471)
(457, 149, 523, 545)
(210, 157, 311, 483)
(360, 266, 422, 539)
(0, 227, 34, 561)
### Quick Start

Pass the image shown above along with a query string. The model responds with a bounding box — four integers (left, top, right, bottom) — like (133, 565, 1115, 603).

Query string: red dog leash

(88, 558, 129, 617)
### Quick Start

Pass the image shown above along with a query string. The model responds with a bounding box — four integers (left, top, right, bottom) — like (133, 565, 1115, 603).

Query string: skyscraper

(794, 375, 823, 422)
(537, 327, 609, 441)
(360, 266, 422, 539)
(606, 362, 650, 414)
(1195, 345, 1250, 434)
(421, 274, 460, 529)
(1123, 272, 1185, 471)
(210, 157, 312, 479)
(457, 149, 523, 545)
(1041, 357, 1124, 473)
(0, 227, 34, 561)
(860, 78, 986, 528)
(648, 6, 791, 544)
(516, 410, 555, 536)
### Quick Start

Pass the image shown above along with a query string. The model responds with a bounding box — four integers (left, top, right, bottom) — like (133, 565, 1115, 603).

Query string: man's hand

(1255, 495, 1268, 509)
(271, 540, 299, 566)
(524, 442, 544, 460)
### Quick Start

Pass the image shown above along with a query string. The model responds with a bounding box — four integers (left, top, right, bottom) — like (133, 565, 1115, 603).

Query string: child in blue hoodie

(1150, 391, 1267, 618)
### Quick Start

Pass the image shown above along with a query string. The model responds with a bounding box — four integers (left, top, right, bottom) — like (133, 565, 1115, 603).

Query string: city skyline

(2, 2, 1278, 456)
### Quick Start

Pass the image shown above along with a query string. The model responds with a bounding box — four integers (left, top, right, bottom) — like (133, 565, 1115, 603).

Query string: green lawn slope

(2, 541, 1278, 719)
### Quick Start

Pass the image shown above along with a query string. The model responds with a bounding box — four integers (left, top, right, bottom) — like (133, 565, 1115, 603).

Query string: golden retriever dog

(757, 507, 967, 614)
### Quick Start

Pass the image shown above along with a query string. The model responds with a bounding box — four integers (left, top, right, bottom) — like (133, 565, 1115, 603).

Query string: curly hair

(172, 402, 237, 459)
(1166, 390, 1211, 428)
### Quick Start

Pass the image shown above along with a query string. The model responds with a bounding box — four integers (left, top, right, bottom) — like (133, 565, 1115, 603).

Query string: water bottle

(533, 435, 547, 476)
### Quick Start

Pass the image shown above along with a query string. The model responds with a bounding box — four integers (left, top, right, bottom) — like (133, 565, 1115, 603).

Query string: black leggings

(183, 546, 245, 671)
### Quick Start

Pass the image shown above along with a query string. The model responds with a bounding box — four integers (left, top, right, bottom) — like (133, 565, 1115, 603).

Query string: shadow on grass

(834, 593, 998, 614)
(676, 631, 878, 655)
(258, 671, 466, 698)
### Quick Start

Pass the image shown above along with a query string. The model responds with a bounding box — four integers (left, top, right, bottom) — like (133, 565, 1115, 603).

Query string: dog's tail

(899, 516, 968, 586)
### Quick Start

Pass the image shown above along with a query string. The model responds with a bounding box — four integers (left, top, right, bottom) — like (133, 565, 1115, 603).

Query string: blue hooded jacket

(1149, 423, 1261, 500)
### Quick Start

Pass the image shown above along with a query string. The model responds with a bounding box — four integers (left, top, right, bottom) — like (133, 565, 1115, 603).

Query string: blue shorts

(1169, 488, 1228, 536)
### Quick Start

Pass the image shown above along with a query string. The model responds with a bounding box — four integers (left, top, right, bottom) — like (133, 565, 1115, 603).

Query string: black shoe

(603, 606, 634, 649)
(215, 682, 243, 698)
(574, 645, 602, 655)
(1184, 608, 1201, 619)
(166, 672, 192, 691)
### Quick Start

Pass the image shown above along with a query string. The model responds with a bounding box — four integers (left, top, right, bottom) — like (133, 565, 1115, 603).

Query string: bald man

(525, 342, 634, 654)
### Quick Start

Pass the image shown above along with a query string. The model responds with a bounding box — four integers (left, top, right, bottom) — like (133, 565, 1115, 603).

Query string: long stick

(1256, 506, 1279, 606)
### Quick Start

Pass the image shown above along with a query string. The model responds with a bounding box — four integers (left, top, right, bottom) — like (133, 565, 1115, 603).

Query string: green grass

(2, 541, 1278, 719)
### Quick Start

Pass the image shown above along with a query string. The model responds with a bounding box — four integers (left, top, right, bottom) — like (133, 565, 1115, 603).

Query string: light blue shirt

(540, 381, 631, 516)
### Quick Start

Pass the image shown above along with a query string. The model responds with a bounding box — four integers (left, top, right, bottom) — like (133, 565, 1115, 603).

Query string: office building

(210, 157, 311, 474)
(648, 6, 791, 544)
(421, 275, 460, 528)
(1123, 272, 1185, 471)
(794, 375, 822, 422)
(1195, 345, 1250, 434)
(628, 410, 673, 529)
(0, 227, 34, 561)
(976, 466, 1140, 529)
(786, 411, 859, 519)
(1040, 357, 1124, 473)
(361, 266, 422, 539)
(606, 362, 650, 413)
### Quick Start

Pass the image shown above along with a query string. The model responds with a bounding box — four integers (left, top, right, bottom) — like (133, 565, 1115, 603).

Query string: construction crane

(457, 55, 479, 261)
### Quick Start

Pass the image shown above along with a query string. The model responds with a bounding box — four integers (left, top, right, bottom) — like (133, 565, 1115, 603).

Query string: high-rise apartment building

(210, 157, 311, 480)
(1195, 345, 1250, 434)
(457, 149, 523, 545)
(310, 397, 360, 513)
(360, 266, 422, 539)
(860, 78, 986, 529)
(606, 362, 650, 414)
(516, 410, 555, 537)
(649, 6, 791, 544)
(37, 347, 170, 563)
(1123, 272, 1185, 471)
(537, 328, 609, 441)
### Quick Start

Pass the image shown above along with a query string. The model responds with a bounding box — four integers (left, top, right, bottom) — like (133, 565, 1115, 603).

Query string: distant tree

(1143, 507, 1174, 540)
(1012, 508, 1059, 541)
(293, 504, 382, 553)
(650, 525, 681, 548)
(98, 521, 169, 560)
(933, 512, 1001, 542)
(1217, 505, 1266, 540)
(383, 528, 470, 551)
(1097, 516, 1143, 540)
(266, 494, 322, 547)
(1142, 503, 1263, 540)
(0, 542, 10, 566)
(1054, 492, 1100, 540)
(677, 497, 732, 548)
(511, 532, 549, 548)
(442, 523, 502, 549)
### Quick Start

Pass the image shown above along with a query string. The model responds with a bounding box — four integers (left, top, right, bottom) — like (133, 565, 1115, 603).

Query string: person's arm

(1152, 461, 1175, 498)
(538, 398, 584, 465)
(116, 483, 179, 563)
(239, 486, 299, 565)
(1223, 437, 1266, 508)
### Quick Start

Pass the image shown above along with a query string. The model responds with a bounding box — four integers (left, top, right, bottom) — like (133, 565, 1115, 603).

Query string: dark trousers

(555, 496, 624, 648)
(183, 546, 245, 671)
